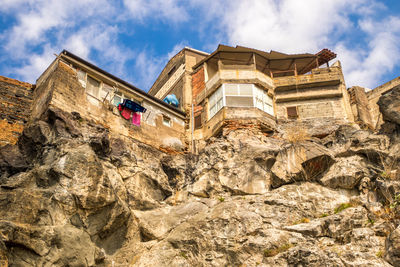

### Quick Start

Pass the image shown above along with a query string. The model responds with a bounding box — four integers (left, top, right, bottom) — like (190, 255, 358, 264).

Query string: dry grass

(285, 126, 310, 143)
(264, 243, 294, 257)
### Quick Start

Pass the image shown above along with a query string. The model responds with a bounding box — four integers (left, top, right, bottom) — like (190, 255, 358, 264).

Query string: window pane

(239, 84, 253, 96)
(264, 94, 273, 105)
(225, 84, 238, 95)
(113, 94, 122, 106)
(100, 83, 113, 100)
(87, 76, 100, 98)
(77, 70, 86, 88)
(226, 96, 253, 107)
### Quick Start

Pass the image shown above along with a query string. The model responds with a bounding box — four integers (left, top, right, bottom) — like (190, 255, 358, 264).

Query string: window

(86, 76, 100, 98)
(208, 85, 223, 118)
(77, 70, 87, 88)
(113, 92, 122, 106)
(208, 83, 274, 120)
(100, 83, 113, 101)
(162, 115, 171, 127)
(287, 106, 298, 119)
(194, 114, 202, 129)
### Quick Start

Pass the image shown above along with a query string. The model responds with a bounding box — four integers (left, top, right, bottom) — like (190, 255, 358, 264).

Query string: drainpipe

(191, 103, 195, 153)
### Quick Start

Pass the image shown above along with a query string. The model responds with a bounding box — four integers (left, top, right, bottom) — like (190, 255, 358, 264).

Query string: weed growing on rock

(285, 126, 310, 143)
(179, 252, 188, 259)
(292, 217, 310, 225)
(218, 196, 225, 202)
(376, 250, 384, 258)
(320, 213, 329, 218)
(264, 243, 293, 257)
(334, 202, 353, 214)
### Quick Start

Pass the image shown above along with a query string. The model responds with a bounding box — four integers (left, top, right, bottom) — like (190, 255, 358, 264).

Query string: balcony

(197, 68, 274, 104)
(273, 66, 342, 91)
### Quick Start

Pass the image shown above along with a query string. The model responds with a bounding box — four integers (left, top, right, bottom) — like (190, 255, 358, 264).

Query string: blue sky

(0, 0, 400, 91)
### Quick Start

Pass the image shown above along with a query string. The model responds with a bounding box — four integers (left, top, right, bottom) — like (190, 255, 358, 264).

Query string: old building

(1, 44, 397, 151)
(31, 50, 186, 150)
(148, 47, 209, 110)
(151, 45, 355, 144)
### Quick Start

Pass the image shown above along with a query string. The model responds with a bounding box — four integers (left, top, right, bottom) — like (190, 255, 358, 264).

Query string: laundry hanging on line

(118, 99, 146, 126)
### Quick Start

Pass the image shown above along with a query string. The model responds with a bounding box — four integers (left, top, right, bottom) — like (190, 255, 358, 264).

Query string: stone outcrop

(0, 92, 399, 266)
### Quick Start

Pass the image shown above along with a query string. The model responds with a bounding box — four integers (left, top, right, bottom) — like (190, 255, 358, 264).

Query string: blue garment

(163, 94, 179, 107)
(121, 99, 146, 113)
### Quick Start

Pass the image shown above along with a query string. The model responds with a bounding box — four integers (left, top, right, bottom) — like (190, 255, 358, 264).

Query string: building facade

(0, 44, 397, 151)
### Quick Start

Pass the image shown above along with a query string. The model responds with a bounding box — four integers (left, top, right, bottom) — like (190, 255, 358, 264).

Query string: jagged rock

(378, 87, 400, 125)
(270, 141, 334, 188)
(1, 107, 399, 266)
(0, 144, 29, 176)
(386, 226, 400, 266)
(320, 155, 370, 189)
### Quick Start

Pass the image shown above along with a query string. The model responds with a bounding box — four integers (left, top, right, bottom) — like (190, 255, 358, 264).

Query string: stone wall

(367, 76, 400, 128)
(348, 86, 373, 128)
(33, 60, 187, 150)
(275, 97, 347, 121)
(0, 75, 32, 146)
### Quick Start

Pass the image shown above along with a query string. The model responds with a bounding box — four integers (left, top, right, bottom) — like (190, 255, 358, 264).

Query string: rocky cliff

(0, 88, 400, 267)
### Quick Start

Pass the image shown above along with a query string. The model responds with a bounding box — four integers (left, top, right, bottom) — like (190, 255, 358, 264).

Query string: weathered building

(148, 47, 208, 110)
(1, 44, 397, 150)
(151, 45, 354, 143)
(32, 50, 186, 150)
(0, 76, 33, 146)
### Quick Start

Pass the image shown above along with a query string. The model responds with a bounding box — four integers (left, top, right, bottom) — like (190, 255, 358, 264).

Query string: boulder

(378, 86, 400, 125)
(320, 155, 370, 189)
(271, 141, 334, 188)
(385, 226, 400, 266)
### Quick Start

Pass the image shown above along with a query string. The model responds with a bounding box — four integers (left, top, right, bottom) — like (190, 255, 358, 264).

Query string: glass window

(86, 76, 100, 98)
(77, 70, 86, 88)
(208, 86, 223, 119)
(239, 84, 253, 96)
(225, 84, 238, 95)
(163, 115, 171, 127)
(113, 93, 122, 106)
(226, 96, 253, 107)
(100, 83, 113, 101)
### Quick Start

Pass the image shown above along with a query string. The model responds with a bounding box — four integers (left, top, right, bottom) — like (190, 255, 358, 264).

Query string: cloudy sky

(1, 0, 399, 91)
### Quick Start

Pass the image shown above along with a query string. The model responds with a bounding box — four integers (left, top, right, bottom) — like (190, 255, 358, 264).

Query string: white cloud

(337, 16, 400, 88)
(133, 42, 188, 90)
(123, 0, 188, 23)
(194, 0, 400, 88)
(14, 45, 56, 82)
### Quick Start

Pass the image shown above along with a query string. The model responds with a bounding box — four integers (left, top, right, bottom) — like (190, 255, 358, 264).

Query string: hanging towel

(132, 112, 141, 126)
(121, 107, 132, 120)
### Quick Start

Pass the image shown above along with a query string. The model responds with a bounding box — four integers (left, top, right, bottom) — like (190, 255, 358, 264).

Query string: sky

(0, 0, 400, 91)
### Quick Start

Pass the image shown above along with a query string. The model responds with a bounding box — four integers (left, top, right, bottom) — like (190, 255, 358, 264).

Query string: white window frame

(162, 115, 172, 127)
(208, 83, 274, 120)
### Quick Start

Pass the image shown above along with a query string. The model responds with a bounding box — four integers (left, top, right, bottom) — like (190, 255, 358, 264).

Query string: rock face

(0, 104, 399, 266)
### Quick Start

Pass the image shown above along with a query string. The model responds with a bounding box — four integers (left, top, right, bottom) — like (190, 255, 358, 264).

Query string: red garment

(132, 112, 141, 126)
(121, 107, 132, 120)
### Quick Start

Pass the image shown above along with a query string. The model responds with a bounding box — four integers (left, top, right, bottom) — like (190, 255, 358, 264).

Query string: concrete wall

(0, 76, 33, 146)
(275, 97, 346, 121)
(367, 76, 400, 128)
(274, 65, 354, 123)
(33, 60, 187, 150)
(194, 106, 276, 140)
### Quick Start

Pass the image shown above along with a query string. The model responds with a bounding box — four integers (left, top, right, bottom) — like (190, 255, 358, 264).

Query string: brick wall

(0, 76, 32, 146)
(192, 67, 205, 103)
(191, 67, 206, 127)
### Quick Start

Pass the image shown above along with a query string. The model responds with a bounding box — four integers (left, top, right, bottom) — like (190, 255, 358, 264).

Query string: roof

(193, 44, 336, 75)
(60, 50, 186, 117)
